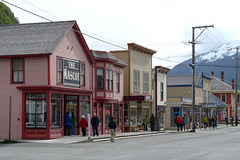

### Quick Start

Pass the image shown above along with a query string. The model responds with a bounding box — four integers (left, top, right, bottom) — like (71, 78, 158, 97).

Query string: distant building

(166, 73, 215, 130)
(211, 71, 239, 123)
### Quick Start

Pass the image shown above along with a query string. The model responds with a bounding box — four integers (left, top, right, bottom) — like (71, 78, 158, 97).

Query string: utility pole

(190, 25, 214, 132)
(236, 47, 239, 126)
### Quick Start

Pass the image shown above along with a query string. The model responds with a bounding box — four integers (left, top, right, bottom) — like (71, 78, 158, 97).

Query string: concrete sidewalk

(16, 124, 228, 144)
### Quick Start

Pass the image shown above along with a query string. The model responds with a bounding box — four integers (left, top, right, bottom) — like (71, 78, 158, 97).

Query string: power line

(1, 0, 53, 22)
(2, 0, 127, 50)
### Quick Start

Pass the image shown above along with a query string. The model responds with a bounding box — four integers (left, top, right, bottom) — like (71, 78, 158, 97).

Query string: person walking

(231, 116, 234, 126)
(79, 115, 88, 136)
(91, 113, 100, 136)
(150, 114, 155, 132)
(212, 117, 215, 129)
(203, 116, 208, 129)
(176, 115, 183, 132)
(182, 117, 186, 131)
(64, 112, 72, 136)
(225, 116, 228, 126)
(142, 116, 149, 132)
(71, 112, 77, 135)
(108, 117, 116, 142)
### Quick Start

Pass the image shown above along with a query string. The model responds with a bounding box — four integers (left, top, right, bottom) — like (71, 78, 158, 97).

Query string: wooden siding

(0, 58, 22, 139)
(50, 29, 92, 89)
(25, 57, 48, 85)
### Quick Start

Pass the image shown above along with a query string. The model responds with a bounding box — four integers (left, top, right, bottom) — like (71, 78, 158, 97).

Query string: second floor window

(116, 73, 120, 93)
(106, 69, 113, 90)
(81, 63, 85, 86)
(97, 68, 104, 89)
(58, 59, 63, 83)
(134, 70, 140, 92)
(12, 58, 23, 83)
(143, 72, 149, 93)
(222, 93, 226, 102)
(160, 82, 164, 101)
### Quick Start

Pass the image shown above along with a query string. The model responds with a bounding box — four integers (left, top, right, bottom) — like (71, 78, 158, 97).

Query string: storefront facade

(0, 21, 95, 139)
(91, 50, 127, 134)
(111, 43, 156, 132)
(166, 73, 213, 130)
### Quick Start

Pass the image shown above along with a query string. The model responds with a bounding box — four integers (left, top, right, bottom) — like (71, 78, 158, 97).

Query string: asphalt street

(0, 125, 240, 160)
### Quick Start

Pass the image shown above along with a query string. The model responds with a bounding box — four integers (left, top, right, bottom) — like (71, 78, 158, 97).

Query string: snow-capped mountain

(168, 40, 240, 87)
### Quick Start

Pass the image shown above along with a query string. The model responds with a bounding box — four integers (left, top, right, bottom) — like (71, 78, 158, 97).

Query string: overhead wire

(2, 0, 127, 50)
(3, 0, 237, 69)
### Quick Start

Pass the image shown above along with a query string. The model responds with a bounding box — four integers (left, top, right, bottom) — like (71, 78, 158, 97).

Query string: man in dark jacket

(91, 113, 100, 136)
(108, 117, 116, 142)
(150, 114, 155, 131)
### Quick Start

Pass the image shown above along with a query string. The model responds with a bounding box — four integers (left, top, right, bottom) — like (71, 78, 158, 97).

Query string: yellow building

(111, 43, 156, 132)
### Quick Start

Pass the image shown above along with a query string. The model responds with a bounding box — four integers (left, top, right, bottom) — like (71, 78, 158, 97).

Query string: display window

(25, 93, 47, 129)
(113, 104, 119, 127)
(105, 104, 112, 127)
(51, 93, 62, 128)
(80, 96, 90, 118)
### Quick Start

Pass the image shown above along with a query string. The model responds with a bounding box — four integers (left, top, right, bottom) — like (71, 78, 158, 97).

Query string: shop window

(51, 93, 62, 128)
(124, 104, 129, 126)
(58, 58, 63, 83)
(171, 107, 181, 127)
(134, 70, 140, 92)
(80, 96, 90, 118)
(81, 63, 85, 86)
(25, 93, 47, 129)
(113, 104, 118, 127)
(97, 68, 104, 89)
(143, 72, 149, 93)
(130, 107, 137, 126)
(105, 104, 112, 127)
(12, 58, 24, 83)
(116, 73, 120, 93)
(222, 111, 226, 119)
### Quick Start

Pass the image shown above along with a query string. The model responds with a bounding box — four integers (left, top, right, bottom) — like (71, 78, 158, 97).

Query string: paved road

(0, 126, 239, 160)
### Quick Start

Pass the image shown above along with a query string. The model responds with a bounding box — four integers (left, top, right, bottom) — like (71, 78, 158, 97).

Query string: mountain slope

(168, 40, 240, 86)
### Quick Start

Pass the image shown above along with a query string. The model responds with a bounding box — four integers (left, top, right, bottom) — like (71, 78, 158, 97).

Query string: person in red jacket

(176, 115, 183, 132)
(79, 115, 88, 136)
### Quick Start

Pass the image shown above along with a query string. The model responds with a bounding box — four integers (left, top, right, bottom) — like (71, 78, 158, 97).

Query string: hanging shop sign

(64, 58, 80, 88)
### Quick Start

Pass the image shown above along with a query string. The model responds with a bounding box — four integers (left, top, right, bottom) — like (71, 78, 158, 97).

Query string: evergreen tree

(0, 2, 19, 25)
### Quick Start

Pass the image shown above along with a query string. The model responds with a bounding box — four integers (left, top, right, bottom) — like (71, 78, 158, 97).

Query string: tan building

(111, 43, 156, 132)
(166, 73, 213, 130)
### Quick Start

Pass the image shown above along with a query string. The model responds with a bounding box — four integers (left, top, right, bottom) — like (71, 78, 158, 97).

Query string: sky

(3, 0, 240, 69)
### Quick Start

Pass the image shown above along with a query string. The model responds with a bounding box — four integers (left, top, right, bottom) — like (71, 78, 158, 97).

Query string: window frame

(25, 93, 47, 129)
(134, 70, 140, 92)
(81, 63, 85, 87)
(11, 58, 25, 84)
(57, 58, 63, 84)
(143, 72, 149, 93)
(222, 93, 226, 102)
(97, 68, 104, 90)
(160, 82, 164, 101)
(116, 73, 120, 93)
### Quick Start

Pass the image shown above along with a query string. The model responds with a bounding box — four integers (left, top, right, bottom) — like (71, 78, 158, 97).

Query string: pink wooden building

(91, 50, 127, 134)
(0, 21, 126, 139)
